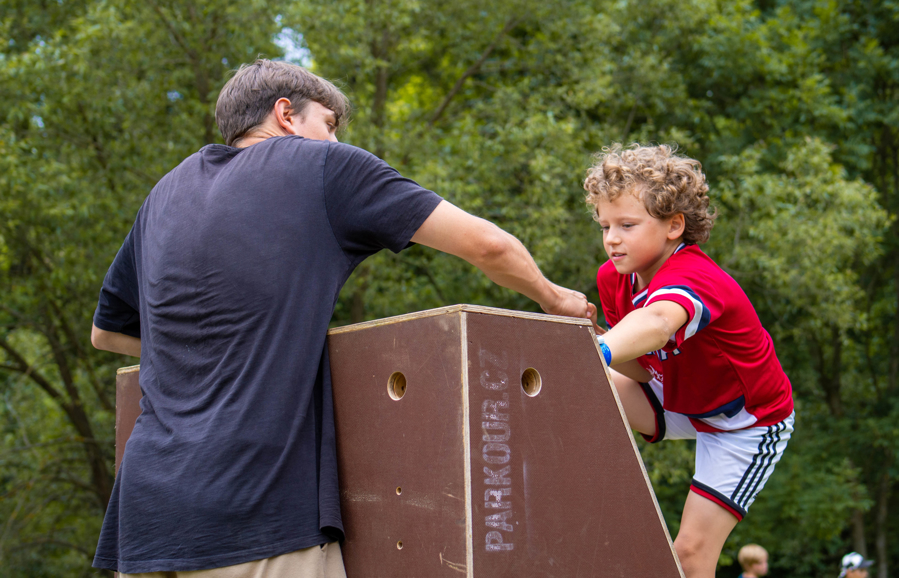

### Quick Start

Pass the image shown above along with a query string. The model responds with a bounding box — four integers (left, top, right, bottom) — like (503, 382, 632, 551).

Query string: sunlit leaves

(714, 137, 889, 336)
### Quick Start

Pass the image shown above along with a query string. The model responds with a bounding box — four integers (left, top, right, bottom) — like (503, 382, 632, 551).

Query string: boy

(737, 544, 769, 578)
(583, 144, 794, 578)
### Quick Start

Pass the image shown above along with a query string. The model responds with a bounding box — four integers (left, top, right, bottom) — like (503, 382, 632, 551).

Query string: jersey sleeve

(93, 226, 141, 338)
(643, 266, 723, 349)
(596, 260, 621, 329)
(322, 142, 443, 259)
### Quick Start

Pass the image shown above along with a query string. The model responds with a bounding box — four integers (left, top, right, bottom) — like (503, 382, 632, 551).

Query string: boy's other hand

(541, 284, 590, 319)
(587, 303, 607, 335)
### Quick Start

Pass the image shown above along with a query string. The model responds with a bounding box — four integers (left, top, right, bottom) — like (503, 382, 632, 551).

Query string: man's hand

(586, 302, 607, 335)
(540, 283, 589, 319)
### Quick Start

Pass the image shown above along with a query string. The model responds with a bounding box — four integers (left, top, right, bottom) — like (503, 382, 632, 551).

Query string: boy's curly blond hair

(584, 144, 716, 244)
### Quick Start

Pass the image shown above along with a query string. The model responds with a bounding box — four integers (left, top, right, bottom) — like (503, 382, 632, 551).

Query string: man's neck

(235, 123, 290, 148)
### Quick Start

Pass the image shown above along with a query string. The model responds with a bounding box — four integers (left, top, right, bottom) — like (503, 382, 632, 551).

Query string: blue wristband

(599, 342, 612, 366)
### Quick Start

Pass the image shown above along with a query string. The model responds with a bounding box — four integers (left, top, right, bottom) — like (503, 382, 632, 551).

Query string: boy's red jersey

(597, 244, 794, 433)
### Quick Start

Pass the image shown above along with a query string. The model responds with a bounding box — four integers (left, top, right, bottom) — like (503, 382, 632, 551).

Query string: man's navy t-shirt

(92, 136, 442, 573)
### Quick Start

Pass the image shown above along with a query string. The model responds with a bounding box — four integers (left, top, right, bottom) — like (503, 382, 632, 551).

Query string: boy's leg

(607, 368, 657, 435)
(677, 413, 794, 577)
(608, 370, 697, 442)
(674, 492, 739, 578)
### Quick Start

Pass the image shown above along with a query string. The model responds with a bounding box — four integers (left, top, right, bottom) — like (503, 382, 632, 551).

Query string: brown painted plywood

(464, 311, 680, 577)
(115, 366, 142, 476)
(114, 305, 683, 577)
(328, 311, 470, 576)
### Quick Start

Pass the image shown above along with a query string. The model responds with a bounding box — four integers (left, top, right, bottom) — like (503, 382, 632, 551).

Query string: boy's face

(749, 555, 769, 576)
(597, 192, 682, 283)
(847, 569, 869, 578)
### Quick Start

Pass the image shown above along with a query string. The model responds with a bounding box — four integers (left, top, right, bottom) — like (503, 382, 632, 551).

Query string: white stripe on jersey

(646, 287, 706, 340)
(643, 378, 760, 432)
(698, 406, 759, 431)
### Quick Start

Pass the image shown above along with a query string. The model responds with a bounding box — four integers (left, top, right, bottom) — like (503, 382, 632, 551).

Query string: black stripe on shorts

(731, 421, 786, 509)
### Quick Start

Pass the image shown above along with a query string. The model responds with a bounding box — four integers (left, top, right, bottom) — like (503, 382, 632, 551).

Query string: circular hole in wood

(397, 540, 404, 550)
(388, 372, 407, 401)
(396, 486, 402, 496)
(521, 367, 542, 397)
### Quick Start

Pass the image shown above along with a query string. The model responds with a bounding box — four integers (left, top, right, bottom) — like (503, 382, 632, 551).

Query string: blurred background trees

(0, 0, 896, 576)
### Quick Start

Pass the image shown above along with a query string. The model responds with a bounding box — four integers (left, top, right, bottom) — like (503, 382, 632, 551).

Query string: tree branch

(622, 101, 638, 142)
(427, 17, 520, 129)
(146, 0, 200, 63)
(0, 337, 64, 401)
(42, 312, 80, 403)
(47, 299, 113, 412)
(410, 262, 447, 303)
(50, 473, 98, 496)
(147, 0, 216, 143)
(13, 538, 94, 558)
(0, 334, 112, 508)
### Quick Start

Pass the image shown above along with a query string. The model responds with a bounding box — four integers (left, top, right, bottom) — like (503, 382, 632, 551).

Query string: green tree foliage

(1, 0, 897, 576)
(708, 138, 890, 575)
(0, 1, 280, 574)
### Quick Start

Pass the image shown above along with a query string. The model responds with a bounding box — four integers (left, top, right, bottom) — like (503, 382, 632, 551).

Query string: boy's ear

(667, 213, 685, 240)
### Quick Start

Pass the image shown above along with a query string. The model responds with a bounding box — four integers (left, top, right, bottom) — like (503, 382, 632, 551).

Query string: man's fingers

(541, 284, 597, 320)
(586, 302, 606, 334)
(569, 291, 589, 318)
(570, 290, 588, 317)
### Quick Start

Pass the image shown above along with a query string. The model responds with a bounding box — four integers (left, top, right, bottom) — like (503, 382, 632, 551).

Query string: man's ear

(668, 213, 685, 240)
(272, 97, 295, 134)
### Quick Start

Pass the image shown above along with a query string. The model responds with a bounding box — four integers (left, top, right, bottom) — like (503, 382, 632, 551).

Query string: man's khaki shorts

(117, 542, 346, 578)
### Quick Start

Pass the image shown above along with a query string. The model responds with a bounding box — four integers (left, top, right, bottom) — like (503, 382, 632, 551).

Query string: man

(840, 552, 874, 578)
(90, 59, 588, 577)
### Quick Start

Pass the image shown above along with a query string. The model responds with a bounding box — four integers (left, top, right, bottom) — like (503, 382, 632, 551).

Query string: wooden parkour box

(115, 305, 684, 578)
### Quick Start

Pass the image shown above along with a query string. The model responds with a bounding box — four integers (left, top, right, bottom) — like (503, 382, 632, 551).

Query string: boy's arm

(610, 359, 652, 382)
(601, 301, 688, 365)
(587, 302, 658, 382)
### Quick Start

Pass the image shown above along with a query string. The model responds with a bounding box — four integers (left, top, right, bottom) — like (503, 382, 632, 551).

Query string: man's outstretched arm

(410, 200, 589, 318)
(91, 324, 141, 357)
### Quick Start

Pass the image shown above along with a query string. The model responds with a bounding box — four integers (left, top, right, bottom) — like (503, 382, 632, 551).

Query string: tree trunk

(370, 28, 390, 159)
(892, 249, 899, 393)
(351, 286, 366, 324)
(813, 326, 844, 418)
(66, 400, 114, 509)
(0, 336, 113, 509)
(852, 508, 868, 557)
(875, 456, 892, 578)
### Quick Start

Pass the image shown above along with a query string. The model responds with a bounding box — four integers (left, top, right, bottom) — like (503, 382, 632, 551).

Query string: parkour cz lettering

(479, 347, 514, 552)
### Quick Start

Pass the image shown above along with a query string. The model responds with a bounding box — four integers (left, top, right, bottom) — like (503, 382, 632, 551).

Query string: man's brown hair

(215, 59, 350, 146)
(584, 144, 716, 244)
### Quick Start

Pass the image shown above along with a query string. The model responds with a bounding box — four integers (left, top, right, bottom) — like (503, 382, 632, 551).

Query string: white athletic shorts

(639, 379, 794, 520)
